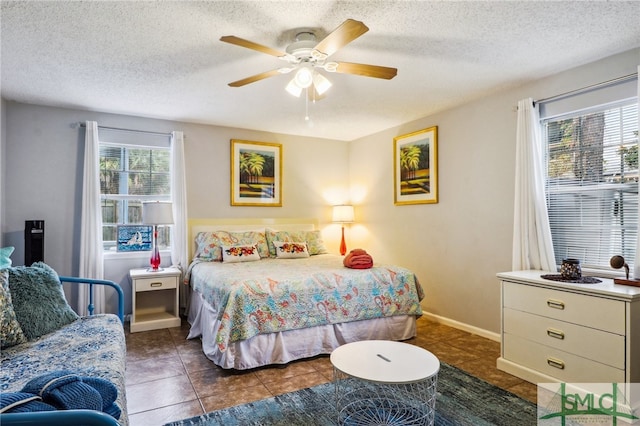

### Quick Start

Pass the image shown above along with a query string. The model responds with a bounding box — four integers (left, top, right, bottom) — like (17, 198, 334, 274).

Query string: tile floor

(125, 316, 538, 425)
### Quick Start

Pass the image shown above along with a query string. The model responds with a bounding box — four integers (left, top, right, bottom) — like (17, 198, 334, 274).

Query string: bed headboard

(187, 218, 318, 260)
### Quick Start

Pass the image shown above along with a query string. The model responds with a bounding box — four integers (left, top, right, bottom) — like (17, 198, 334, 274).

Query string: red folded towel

(343, 249, 374, 269)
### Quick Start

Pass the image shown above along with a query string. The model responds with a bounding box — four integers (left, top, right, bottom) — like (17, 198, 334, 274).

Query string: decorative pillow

(221, 244, 261, 263)
(194, 230, 269, 261)
(0, 246, 15, 270)
(273, 241, 310, 259)
(266, 229, 328, 256)
(304, 230, 329, 255)
(0, 269, 27, 349)
(7, 262, 79, 340)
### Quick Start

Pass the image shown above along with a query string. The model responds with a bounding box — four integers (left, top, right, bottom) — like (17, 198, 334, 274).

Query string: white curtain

(78, 121, 105, 315)
(170, 131, 190, 312)
(512, 98, 556, 271)
(634, 66, 640, 278)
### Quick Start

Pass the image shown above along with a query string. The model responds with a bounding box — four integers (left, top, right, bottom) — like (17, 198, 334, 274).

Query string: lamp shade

(285, 78, 303, 97)
(332, 205, 355, 223)
(142, 201, 174, 225)
(313, 72, 332, 95)
(294, 67, 313, 88)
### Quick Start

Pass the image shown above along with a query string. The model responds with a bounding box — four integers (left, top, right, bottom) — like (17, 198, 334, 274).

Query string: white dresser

(497, 270, 640, 398)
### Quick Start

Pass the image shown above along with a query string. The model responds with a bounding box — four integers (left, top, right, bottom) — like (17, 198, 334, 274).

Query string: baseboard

(422, 312, 500, 342)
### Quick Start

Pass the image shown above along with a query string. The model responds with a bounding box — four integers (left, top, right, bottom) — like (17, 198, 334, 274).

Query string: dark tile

(174, 336, 203, 355)
(127, 374, 197, 414)
(254, 360, 317, 384)
(456, 356, 524, 390)
(507, 380, 539, 404)
(126, 330, 177, 362)
(306, 355, 334, 380)
(264, 372, 331, 396)
(410, 333, 442, 348)
(420, 341, 481, 366)
(422, 322, 472, 342)
(179, 349, 217, 373)
(126, 353, 186, 386)
(447, 334, 501, 358)
(126, 328, 174, 345)
(200, 384, 273, 412)
(128, 400, 204, 426)
(189, 368, 262, 399)
(124, 317, 539, 420)
(169, 320, 191, 341)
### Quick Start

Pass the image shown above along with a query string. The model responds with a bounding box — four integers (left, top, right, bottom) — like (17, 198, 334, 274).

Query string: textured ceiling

(2, 1, 640, 141)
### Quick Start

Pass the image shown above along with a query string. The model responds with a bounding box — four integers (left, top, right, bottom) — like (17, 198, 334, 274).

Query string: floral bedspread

(0, 315, 127, 425)
(189, 254, 424, 352)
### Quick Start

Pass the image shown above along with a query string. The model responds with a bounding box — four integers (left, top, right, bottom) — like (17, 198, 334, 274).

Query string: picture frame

(393, 126, 438, 205)
(117, 225, 152, 252)
(231, 139, 282, 206)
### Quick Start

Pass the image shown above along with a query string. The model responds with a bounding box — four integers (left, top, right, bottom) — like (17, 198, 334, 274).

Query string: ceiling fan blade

(312, 19, 369, 58)
(220, 35, 288, 58)
(228, 69, 282, 87)
(307, 86, 327, 102)
(333, 62, 398, 80)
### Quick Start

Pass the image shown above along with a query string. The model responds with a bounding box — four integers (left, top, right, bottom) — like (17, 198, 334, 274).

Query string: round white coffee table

(330, 340, 440, 426)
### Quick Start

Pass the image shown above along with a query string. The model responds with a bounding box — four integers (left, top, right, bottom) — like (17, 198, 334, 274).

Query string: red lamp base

(148, 225, 163, 272)
(339, 226, 347, 256)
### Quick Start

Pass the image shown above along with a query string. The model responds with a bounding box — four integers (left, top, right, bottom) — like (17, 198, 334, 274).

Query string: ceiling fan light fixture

(222, 19, 397, 93)
(285, 78, 303, 97)
(313, 72, 332, 95)
(294, 67, 313, 88)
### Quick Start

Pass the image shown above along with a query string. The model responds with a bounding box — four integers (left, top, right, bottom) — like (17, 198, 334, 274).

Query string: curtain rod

(74, 122, 172, 137)
(534, 72, 638, 106)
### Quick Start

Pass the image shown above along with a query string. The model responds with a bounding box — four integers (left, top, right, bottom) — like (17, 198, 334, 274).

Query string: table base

(334, 371, 438, 426)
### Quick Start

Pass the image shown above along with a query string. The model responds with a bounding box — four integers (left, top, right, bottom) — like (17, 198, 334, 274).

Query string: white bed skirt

(187, 289, 418, 370)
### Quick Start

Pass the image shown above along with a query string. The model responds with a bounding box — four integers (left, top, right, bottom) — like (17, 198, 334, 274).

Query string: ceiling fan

(220, 19, 397, 99)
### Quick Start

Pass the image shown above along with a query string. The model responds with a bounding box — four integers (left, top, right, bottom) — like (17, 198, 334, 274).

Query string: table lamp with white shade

(142, 201, 173, 271)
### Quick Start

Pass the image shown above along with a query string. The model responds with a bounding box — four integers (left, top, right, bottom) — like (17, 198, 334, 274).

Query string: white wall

(2, 103, 349, 313)
(349, 48, 639, 335)
(2, 48, 638, 332)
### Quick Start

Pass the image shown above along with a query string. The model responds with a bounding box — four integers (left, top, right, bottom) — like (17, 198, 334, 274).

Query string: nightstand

(129, 266, 181, 332)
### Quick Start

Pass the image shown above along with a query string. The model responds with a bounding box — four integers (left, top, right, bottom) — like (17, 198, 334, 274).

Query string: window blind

(544, 101, 639, 271)
(99, 129, 172, 251)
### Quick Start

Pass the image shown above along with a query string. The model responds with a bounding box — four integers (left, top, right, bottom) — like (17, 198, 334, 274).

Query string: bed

(185, 218, 424, 370)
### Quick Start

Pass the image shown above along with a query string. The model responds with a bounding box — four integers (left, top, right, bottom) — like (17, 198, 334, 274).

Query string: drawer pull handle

(547, 299, 565, 310)
(547, 328, 565, 340)
(150, 282, 163, 287)
(547, 357, 565, 370)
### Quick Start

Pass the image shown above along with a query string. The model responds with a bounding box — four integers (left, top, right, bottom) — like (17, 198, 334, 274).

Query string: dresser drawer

(503, 334, 625, 384)
(503, 308, 625, 369)
(135, 276, 177, 292)
(503, 281, 625, 334)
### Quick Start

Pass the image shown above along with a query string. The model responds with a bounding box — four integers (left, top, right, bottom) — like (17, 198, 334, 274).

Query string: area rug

(166, 362, 536, 425)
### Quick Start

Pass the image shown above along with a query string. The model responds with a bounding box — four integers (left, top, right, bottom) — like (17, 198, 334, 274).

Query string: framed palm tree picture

(393, 126, 438, 205)
(231, 139, 282, 206)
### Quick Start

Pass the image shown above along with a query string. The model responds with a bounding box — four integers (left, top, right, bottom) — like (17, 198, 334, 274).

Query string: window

(544, 101, 638, 271)
(99, 134, 172, 252)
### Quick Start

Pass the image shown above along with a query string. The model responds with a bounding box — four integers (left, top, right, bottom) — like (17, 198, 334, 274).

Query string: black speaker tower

(25, 220, 44, 265)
